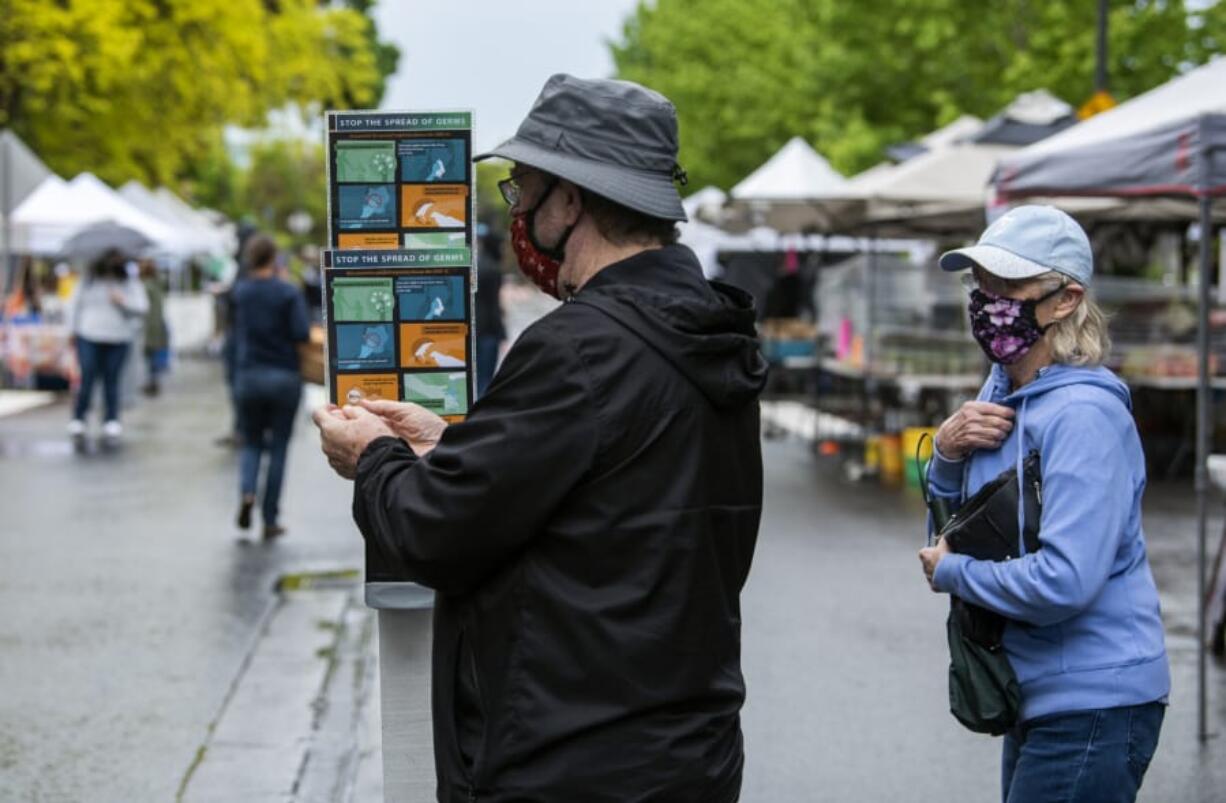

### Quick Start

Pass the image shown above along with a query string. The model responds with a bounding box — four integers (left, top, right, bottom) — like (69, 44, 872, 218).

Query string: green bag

(946, 599, 1021, 736)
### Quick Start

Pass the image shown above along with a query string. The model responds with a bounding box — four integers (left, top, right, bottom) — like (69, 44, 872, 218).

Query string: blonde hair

(1035, 272, 1112, 366)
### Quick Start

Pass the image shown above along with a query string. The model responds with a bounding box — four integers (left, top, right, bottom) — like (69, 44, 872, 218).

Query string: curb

(177, 571, 381, 803)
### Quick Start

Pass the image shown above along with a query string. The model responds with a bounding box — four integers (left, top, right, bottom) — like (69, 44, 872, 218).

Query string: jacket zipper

(467, 644, 483, 801)
(458, 627, 482, 802)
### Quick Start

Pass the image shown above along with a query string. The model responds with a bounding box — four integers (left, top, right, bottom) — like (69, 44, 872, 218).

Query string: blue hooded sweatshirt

(930, 363, 1170, 723)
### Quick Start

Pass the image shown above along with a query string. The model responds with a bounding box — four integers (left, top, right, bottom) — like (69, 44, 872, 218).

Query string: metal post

(1196, 196, 1212, 743)
(1095, 0, 1109, 93)
(2, 133, 12, 295)
(865, 234, 878, 432)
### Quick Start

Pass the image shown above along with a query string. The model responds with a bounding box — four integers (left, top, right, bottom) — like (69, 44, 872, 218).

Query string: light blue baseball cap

(939, 205, 1093, 287)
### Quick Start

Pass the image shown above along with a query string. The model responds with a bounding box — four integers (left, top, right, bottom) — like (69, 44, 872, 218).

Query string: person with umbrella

(67, 248, 149, 443)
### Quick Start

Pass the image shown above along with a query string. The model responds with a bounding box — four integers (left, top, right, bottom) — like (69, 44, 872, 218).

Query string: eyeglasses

(959, 271, 1067, 298)
(497, 170, 538, 207)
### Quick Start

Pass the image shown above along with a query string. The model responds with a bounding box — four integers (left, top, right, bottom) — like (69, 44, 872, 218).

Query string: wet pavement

(1, 356, 1224, 801)
(0, 358, 367, 801)
(741, 426, 1226, 802)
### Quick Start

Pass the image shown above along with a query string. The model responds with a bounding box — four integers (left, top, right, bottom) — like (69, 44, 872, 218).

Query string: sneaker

(262, 524, 286, 542)
(67, 419, 86, 438)
(102, 420, 122, 440)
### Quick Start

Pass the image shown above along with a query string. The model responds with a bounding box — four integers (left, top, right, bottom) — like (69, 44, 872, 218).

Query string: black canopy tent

(995, 57, 1226, 741)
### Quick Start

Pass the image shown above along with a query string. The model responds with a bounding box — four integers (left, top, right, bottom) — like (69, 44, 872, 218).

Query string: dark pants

(223, 334, 243, 435)
(74, 338, 130, 422)
(1002, 702, 1165, 803)
(236, 367, 301, 527)
(475, 334, 502, 399)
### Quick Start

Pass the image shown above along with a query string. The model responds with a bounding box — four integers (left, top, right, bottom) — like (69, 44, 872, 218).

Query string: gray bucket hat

(474, 74, 689, 222)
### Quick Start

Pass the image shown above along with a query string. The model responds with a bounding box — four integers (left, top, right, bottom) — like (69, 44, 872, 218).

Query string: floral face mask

(967, 285, 1063, 364)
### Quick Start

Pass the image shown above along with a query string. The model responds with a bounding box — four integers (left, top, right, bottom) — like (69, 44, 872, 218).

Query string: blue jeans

(1002, 703, 1165, 803)
(236, 367, 301, 527)
(74, 338, 130, 422)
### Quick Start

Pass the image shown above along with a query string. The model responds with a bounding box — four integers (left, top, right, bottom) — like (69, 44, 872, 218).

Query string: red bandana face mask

(509, 213, 563, 299)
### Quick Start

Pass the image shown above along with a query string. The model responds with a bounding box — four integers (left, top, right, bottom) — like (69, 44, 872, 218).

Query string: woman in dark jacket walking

(231, 235, 309, 540)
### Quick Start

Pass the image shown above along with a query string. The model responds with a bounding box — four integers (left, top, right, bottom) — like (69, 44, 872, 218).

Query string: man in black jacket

(315, 74, 767, 803)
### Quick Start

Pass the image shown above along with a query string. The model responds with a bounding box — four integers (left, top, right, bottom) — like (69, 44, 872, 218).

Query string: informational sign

(322, 249, 474, 422)
(322, 110, 476, 421)
(325, 111, 474, 254)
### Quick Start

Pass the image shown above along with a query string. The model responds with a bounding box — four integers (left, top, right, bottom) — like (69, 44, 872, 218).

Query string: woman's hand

(933, 401, 1015, 460)
(358, 398, 447, 457)
(919, 537, 952, 591)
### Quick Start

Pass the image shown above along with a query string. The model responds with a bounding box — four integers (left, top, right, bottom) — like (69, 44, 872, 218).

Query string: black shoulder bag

(919, 436, 1042, 736)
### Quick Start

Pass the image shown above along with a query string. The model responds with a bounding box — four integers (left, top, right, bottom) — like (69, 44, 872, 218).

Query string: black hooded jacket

(353, 243, 768, 802)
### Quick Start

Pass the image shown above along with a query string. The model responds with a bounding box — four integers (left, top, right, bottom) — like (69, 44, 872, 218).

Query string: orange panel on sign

(399, 323, 468, 369)
(338, 232, 401, 250)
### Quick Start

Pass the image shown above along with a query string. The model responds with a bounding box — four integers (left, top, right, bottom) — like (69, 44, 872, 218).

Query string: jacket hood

(577, 244, 768, 408)
(985, 363, 1132, 411)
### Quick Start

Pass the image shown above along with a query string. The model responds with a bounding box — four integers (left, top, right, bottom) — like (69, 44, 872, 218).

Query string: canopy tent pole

(1196, 195, 1212, 743)
(2, 135, 12, 294)
(865, 231, 879, 432)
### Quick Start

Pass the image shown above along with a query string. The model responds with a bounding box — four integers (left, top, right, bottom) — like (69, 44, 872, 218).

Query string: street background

(5, 1, 1226, 800)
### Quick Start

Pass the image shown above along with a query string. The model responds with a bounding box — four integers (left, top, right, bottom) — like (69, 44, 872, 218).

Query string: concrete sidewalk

(0, 388, 57, 418)
(178, 576, 387, 803)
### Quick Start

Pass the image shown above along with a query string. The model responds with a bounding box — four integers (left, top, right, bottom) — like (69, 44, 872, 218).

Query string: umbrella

(61, 221, 154, 260)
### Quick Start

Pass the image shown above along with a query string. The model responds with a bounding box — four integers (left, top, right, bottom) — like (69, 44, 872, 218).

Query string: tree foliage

(0, 0, 399, 188)
(244, 139, 328, 244)
(611, 0, 1215, 190)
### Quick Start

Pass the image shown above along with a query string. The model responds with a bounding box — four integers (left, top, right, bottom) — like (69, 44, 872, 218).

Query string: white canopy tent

(12, 176, 101, 255)
(119, 181, 222, 256)
(679, 185, 930, 279)
(811, 94, 1076, 238)
(12, 173, 185, 258)
(152, 187, 235, 256)
(994, 58, 1226, 741)
(65, 174, 182, 258)
(1, 131, 56, 288)
(725, 137, 849, 233)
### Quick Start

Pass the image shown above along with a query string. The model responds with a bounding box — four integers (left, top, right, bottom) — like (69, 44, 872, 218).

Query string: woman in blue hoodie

(918, 206, 1169, 803)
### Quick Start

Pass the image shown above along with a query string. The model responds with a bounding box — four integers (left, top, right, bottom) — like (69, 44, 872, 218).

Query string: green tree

(0, 0, 399, 187)
(243, 138, 328, 246)
(611, 0, 1206, 190)
(476, 159, 512, 230)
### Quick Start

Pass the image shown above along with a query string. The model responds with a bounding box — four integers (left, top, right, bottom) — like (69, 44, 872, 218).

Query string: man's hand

(358, 399, 447, 457)
(934, 401, 1015, 460)
(919, 537, 952, 591)
(312, 404, 395, 480)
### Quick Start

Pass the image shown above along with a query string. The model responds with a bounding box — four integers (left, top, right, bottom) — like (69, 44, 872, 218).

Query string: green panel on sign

(335, 140, 397, 183)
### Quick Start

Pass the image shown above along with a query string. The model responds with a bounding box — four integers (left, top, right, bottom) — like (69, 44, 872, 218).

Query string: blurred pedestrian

(139, 259, 169, 397)
(231, 234, 309, 540)
(315, 74, 767, 801)
(475, 224, 505, 396)
(919, 206, 1169, 803)
(67, 249, 148, 442)
(216, 221, 257, 447)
